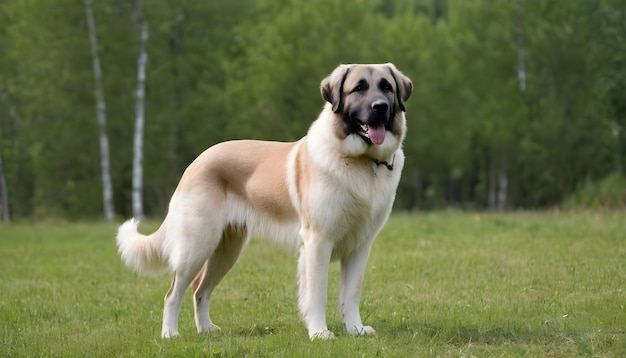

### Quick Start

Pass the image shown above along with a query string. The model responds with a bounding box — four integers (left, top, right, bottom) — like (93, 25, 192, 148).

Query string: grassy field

(1, 212, 624, 357)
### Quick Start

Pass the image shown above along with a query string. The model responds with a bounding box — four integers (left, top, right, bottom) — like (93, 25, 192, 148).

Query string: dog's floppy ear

(320, 64, 351, 113)
(387, 63, 413, 112)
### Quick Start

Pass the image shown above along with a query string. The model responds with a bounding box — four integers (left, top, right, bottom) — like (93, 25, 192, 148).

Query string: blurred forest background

(0, 0, 624, 221)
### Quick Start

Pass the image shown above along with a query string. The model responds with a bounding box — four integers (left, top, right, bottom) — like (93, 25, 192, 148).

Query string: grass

(1, 212, 625, 357)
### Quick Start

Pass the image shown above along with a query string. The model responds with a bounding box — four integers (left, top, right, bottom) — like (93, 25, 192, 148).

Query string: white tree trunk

(492, 1, 524, 211)
(488, 158, 497, 210)
(496, 154, 508, 210)
(516, 2, 526, 92)
(85, 0, 115, 221)
(0, 151, 10, 222)
(132, 0, 148, 219)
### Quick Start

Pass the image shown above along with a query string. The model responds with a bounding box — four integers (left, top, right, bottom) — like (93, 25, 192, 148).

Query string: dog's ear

(320, 64, 351, 113)
(387, 63, 413, 112)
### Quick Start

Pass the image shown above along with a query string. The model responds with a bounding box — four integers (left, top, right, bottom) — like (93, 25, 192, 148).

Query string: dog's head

(321, 63, 412, 147)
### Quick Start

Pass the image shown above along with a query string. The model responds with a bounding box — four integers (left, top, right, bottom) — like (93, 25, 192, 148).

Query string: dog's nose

(371, 100, 389, 112)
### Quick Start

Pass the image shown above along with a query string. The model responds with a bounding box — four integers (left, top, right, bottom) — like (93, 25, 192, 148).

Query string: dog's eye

(382, 84, 392, 92)
(353, 85, 363, 93)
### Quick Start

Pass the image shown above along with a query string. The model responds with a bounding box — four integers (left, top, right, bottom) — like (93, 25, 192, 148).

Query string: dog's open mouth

(355, 119, 386, 145)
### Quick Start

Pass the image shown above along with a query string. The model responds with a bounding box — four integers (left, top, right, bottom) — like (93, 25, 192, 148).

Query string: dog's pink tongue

(368, 125, 386, 145)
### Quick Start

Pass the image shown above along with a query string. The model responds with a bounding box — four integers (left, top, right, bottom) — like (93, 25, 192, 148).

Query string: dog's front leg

(299, 232, 334, 340)
(340, 241, 376, 336)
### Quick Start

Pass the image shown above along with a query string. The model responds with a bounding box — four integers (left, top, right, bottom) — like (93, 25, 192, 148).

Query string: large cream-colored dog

(116, 63, 412, 340)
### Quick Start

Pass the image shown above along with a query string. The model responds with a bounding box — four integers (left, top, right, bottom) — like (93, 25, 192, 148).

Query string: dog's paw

(359, 326, 376, 335)
(161, 328, 179, 338)
(198, 323, 221, 333)
(309, 329, 335, 341)
(345, 324, 376, 336)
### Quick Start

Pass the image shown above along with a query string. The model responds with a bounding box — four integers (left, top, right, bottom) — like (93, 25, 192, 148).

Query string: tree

(85, 0, 115, 221)
(224, 0, 386, 142)
(3, 0, 104, 218)
(513, 0, 616, 206)
(132, 0, 148, 220)
(0, 0, 622, 218)
(591, 0, 626, 174)
(0, 10, 10, 222)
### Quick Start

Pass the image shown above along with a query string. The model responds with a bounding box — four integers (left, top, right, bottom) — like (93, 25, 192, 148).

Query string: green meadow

(1, 212, 624, 357)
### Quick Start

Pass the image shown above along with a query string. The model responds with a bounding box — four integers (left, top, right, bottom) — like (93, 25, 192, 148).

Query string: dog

(116, 63, 412, 340)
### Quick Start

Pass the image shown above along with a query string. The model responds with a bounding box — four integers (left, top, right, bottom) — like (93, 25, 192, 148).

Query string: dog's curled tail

(116, 218, 169, 275)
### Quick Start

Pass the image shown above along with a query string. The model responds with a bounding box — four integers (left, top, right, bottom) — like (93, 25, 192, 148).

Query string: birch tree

(493, 0, 526, 211)
(85, 0, 114, 221)
(516, 2, 526, 93)
(132, 0, 148, 219)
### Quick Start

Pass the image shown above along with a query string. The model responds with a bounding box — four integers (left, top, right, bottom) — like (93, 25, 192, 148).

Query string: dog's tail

(116, 218, 170, 275)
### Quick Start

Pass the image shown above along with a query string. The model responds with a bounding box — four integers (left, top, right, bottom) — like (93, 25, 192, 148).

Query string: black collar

(371, 154, 395, 171)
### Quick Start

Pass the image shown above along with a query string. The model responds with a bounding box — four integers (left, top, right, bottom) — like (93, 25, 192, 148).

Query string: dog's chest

(355, 167, 398, 218)
(308, 159, 400, 245)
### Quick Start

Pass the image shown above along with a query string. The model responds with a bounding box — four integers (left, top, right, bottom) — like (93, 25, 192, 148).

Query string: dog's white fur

(116, 63, 411, 340)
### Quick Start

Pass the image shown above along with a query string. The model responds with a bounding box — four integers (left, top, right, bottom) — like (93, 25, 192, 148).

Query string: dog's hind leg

(162, 267, 204, 338)
(193, 224, 248, 333)
(161, 225, 219, 338)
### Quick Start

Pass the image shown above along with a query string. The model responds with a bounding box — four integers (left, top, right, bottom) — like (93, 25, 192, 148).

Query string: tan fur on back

(178, 140, 299, 222)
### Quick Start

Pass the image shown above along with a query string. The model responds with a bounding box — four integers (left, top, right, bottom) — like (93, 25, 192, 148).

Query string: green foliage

(223, 0, 387, 141)
(565, 173, 626, 210)
(0, 0, 624, 218)
(1, 212, 625, 356)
